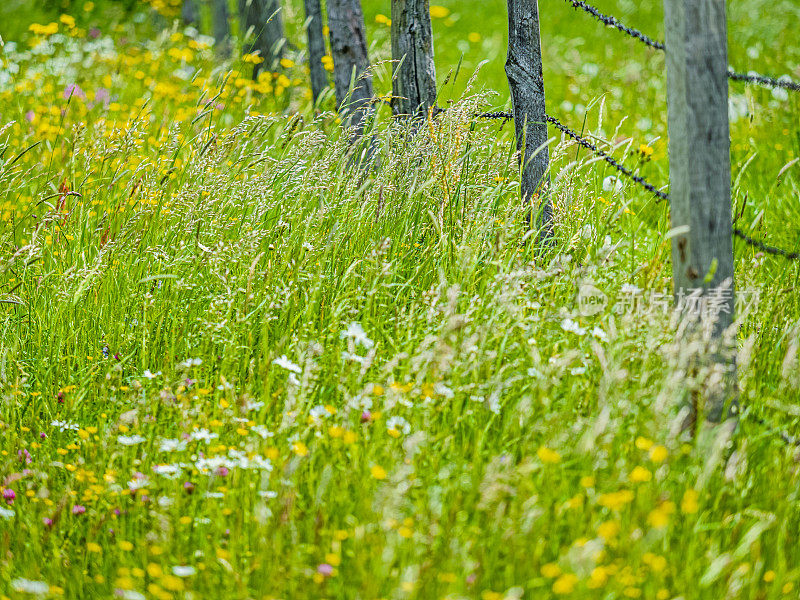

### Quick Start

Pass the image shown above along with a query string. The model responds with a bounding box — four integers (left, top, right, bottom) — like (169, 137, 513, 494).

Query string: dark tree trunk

(327, 0, 374, 138)
(391, 0, 437, 120)
(182, 0, 201, 26)
(239, 0, 286, 77)
(303, 0, 329, 104)
(505, 0, 553, 243)
(212, 0, 232, 56)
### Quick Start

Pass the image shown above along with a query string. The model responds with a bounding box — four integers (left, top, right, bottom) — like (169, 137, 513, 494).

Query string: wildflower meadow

(1, 1, 799, 599)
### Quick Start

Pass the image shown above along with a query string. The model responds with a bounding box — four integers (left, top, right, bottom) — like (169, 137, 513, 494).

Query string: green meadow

(1, 1, 799, 598)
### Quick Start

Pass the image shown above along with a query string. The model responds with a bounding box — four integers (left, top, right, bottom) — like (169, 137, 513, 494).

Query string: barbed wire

(544, 114, 671, 201)
(727, 69, 800, 93)
(733, 229, 800, 260)
(475, 110, 800, 261)
(476, 111, 670, 201)
(563, 0, 800, 93)
(564, 0, 664, 51)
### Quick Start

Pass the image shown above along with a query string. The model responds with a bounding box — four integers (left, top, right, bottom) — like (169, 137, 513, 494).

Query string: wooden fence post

(663, 0, 736, 421)
(327, 0, 374, 138)
(303, 0, 329, 104)
(505, 0, 552, 243)
(181, 0, 200, 26)
(212, 0, 232, 56)
(391, 0, 437, 121)
(239, 0, 286, 77)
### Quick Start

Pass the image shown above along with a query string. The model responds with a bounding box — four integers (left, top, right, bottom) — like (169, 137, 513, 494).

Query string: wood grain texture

(327, 0, 374, 137)
(239, 0, 286, 77)
(303, 0, 329, 104)
(663, 0, 736, 421)
(505, 0, 552, 242)
(391, 0, 437, 120)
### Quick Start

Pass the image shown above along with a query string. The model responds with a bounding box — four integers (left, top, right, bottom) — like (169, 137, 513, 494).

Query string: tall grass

(1, 4, 800, 600)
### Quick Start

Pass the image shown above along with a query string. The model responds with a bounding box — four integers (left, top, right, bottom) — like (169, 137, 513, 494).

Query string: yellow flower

(429, 5, 450, 18)
(764, 570, 776, 583)
(87, 542, 102, 553)
(643, 552, 667, 572)
(552, 573, 578, 595)
(639, 144, 654, 157)
(29, 22, 59, 36)
(629, 466, 652, 483)
(280, 58, 295, 68)
(580, 475, 595, 488)
(161, 575, 184, 591)
(656, 590, 670, 600)
(343, 430, 357, 444)
(566, 494, 583, 509)
(647, 501, 675, 529)
(649, 445, 668, 462)
(537, 447, 561, 464)
(468, 32, 481, 43)
(635, 436, 653, 451)
(59, 14, 76, 28)
(680, 489, 699, 514)
(541, 563, 562, 578)
(325, 553, 341, 566)
(146, 563, 163, 578)
(371, 465, 387, 480)
(398, 526, 413, 538)
(293, 442, 308, 457)
(597, 490, 634, 511)
(597, 520, 620, 539)
(588, 566, 608, 588)
(243, 53, 265, 65)
(375, 14, 392, 26)
(119, 540, 134, 551)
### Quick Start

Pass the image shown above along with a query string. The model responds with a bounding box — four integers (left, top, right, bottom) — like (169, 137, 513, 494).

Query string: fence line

(564, 0, 800, 93)
(476, 111, 800, 261)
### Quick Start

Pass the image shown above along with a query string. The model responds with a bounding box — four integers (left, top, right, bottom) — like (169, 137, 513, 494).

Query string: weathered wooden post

(239, 0, 286, 77)
(181, 0, 200, 26)
(663, 0, 736, 422)
(505, 0, 552, 243)
(391, 0, 437, 121)
(212, 0, 232, 56)
(303, 0, 329, 104)
(327, 0, 374, 138)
